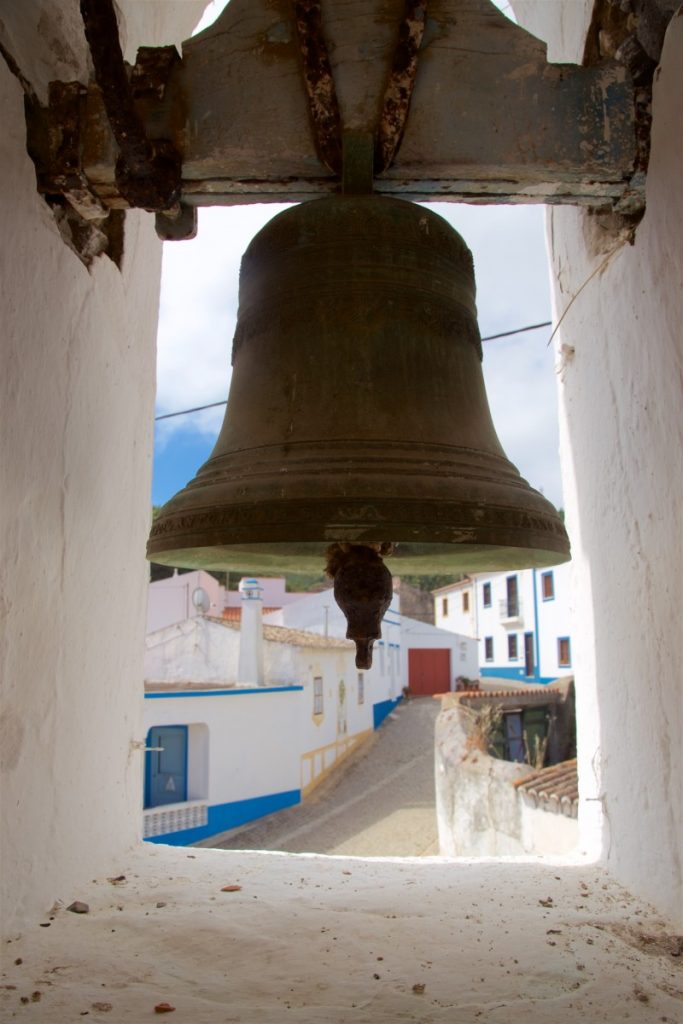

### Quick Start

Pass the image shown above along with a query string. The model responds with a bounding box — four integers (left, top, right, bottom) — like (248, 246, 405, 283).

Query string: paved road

(211, 697, 441, 857)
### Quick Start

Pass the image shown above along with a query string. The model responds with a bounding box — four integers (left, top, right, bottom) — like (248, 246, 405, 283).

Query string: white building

(434, 563, 573, 684)
(143, 615, 373, 845)
(264, 585, 478, 699)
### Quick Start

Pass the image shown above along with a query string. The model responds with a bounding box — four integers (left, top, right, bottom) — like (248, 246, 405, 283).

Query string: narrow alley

(209, 697, 441, 857)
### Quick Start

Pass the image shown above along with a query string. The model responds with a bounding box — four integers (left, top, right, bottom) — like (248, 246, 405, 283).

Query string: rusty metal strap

(376, 1, 427, 174)
(79, 0, 181, 211)
(292, 1, 343, 175)
(292, 0, 427, 180)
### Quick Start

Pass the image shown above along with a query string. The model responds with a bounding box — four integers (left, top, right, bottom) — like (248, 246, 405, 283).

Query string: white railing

(498, 599, 523, 623)
(143, 800, 208, 838)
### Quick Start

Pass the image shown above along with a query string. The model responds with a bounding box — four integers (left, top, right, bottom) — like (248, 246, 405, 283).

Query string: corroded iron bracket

(25, 0, 674, 239)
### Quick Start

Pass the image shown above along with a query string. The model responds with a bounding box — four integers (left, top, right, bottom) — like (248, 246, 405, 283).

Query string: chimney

(237, 577, 265, 686)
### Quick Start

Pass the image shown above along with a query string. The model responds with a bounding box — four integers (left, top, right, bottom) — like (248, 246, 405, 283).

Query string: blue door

(145, 726, 188, 808)
(504, 712, 526, 763)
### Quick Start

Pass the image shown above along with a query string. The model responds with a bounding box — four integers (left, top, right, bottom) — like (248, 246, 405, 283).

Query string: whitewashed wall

(145, 617, 240, 683)
(264, 588, 401, 709)
(144, 616, 368, 816)
(434, 582, 476, 639)
(0, 0, 207, 934)
(535, 563, 574, 678)
(144, 687, 303, 840)
(513, 2, 683, 926)
(296, 649, 373, 796)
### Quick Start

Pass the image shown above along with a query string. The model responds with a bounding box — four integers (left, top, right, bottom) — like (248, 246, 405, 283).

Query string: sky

(152, 0, 563, 512)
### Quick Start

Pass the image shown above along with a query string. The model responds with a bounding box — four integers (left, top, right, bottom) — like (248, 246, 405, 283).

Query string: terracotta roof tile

(222, 607, 281, 623)
(514, 759, 578, 818)
(449, 688, 563, 701)
(206, 616, 354, 650)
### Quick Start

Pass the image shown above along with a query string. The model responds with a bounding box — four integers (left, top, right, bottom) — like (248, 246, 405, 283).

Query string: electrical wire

(154, 319, 553, 422)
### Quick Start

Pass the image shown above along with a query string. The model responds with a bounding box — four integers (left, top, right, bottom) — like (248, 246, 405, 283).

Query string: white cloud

(155, 204, 291, 447)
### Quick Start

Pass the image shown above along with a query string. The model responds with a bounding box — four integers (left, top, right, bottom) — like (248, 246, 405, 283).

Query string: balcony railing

(498, 599, 523, 625)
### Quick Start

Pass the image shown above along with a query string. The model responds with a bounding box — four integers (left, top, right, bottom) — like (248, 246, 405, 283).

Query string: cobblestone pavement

(210, 697, 441, 857)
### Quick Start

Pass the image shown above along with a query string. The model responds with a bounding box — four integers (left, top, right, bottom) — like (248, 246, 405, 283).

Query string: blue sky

(152, 200, 561, 509)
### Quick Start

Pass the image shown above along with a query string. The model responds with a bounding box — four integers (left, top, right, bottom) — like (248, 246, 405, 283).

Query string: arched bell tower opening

(1, 0, 681, 1017)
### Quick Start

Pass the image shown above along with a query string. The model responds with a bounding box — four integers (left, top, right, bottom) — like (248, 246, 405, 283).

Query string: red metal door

(408, 649, 451, 696)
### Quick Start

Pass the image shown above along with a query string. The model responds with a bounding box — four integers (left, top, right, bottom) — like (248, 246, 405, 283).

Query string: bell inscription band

(148, 196, 569, 666)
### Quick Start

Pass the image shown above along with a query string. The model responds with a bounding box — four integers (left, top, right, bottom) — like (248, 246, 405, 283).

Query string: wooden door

(408, 648, 451, 695)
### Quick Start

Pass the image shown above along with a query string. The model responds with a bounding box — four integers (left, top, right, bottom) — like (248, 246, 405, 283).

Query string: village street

(210, 697, 441, 857)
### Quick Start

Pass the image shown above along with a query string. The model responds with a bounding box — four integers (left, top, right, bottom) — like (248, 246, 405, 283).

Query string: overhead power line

(481, 320, 551, 342)
(155, 399, 228, 422)
(154, 319, 553, 422)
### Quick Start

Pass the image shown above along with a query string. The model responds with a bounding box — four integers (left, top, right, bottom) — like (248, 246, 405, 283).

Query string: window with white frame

(508, 633, 518, 660)
(484, 636, 494, 661)
(357, 672, 365, 704)
(462, 591, 470, 612)
(442, 597, 448, 616)
(313, 676, 324, 715)
(483, 582, 492, 607)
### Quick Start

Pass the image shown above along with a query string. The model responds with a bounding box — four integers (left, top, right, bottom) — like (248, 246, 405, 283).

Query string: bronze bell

(148, 196, 569, 660)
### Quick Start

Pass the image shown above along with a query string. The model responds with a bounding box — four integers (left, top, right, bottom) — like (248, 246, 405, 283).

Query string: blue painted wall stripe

(372, 695, 403, 729)
(145, 685, 304, 700)
(480, 666, 556, 685)
(532, 568, 541, 681)
(144, 789, 301, 846)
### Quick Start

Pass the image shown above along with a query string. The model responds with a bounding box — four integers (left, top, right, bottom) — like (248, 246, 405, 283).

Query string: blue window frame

(541, 571, 555, 601)
(144, 725, 188, 809)
(558, 637, 572, 668)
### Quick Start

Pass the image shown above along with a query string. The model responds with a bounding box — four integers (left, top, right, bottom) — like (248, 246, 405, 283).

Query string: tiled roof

(206, 617, 354, 650)
(221, 607, 281, 623)
(514, 759, 578, 819)
(440, 688, 565, 704)
(444, 688, 563, 701)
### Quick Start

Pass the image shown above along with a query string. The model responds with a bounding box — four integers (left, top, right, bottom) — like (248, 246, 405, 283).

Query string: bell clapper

(325, 542, 395, 669)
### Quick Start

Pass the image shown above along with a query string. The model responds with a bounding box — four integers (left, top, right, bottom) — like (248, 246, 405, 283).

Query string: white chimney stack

(237, 577, 265, 687)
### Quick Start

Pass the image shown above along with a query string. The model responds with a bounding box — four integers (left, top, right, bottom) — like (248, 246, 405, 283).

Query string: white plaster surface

(0, 0, 209, 936)
(1, 845, 681, 1023)
(143, 617, 376, 815)
(523, 6, 683, 926)
(520, 801, 578, 856)
(511, 0, 594, 64)
(237, 584, 265, 686)
(145, 689, 303, 808)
